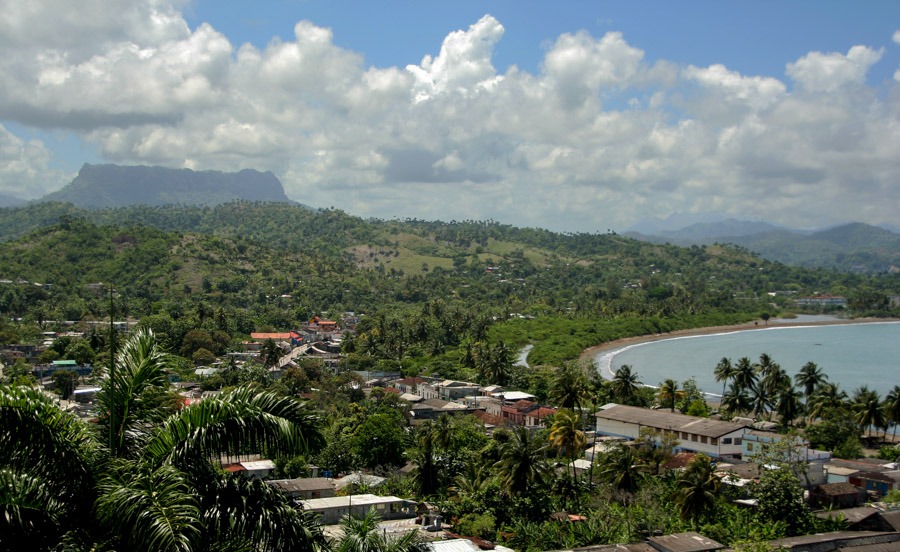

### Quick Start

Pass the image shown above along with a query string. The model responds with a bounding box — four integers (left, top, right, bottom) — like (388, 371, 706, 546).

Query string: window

(711, 438, 718, 446)
(722, 437, 732, 445)
(701, 436, 708, 444)
(746, 442, 754, 452)
(735, 438, 742, 445)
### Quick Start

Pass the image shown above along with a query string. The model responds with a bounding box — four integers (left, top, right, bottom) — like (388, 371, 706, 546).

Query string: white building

(595, 403, 747, 458)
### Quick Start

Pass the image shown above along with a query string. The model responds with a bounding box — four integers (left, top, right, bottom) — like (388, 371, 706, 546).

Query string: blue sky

(185, 1, 900, 86)
(1, 0, 899, 231)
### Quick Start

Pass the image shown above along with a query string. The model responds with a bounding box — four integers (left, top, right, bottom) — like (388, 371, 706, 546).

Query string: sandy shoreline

(578, 316, 900, 370)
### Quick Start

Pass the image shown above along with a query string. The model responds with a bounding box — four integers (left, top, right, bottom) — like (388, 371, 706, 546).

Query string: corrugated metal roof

(300, 494, 410, 510)
(426, 539, 481, 552)
(596, 404, 745, 438)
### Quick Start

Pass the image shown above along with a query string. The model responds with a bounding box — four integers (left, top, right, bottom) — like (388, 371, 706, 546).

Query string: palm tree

(760, 366, 790, 399)
(609, 365, 641, 405)
(495, 426, 551, 495)
(597, 443, 645, 493)
(720, 383, 752, 417)
(549, 408, 587, 505)
(751, 386, 773, 421)
(0, 385, 95, 550)
(1, 329, 326, 552)
(732, 357, 758, 396)
(713, 357, 735, 400)
(335, 507, 425, 552)
(550, 362, 590, 413)
(807, 382, 848, 422)
(409, 422, 439, 498)
(883, 386, 900, 440)
(675, 454, 720, 521)
(794, 361, 828, 400)
(754, 353, 780, 391)
(852, 386, 885, 439)
(657, 378, 684, 413)
(775, 387, 805, 429)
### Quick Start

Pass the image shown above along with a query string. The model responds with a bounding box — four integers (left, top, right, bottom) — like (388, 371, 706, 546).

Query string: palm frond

(143, 386, 322, 469)
(96, 461, 201, 552)
(199, 474, 327, 552)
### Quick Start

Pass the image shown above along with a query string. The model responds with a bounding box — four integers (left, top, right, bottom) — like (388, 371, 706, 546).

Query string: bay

(594, 320, 900, 397)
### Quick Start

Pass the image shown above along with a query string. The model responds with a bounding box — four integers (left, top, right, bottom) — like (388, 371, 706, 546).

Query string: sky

(1, 1, 899, 232)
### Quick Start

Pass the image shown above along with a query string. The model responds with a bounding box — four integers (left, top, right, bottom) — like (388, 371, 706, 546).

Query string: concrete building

(299, 494, 416, 524)
(595, 404, 747, 458)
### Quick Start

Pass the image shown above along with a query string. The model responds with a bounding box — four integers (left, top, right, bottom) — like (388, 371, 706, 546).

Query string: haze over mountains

(626, 214, 900, 273)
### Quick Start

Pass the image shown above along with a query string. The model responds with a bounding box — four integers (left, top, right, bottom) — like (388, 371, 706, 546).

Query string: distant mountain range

(0, 192, 27, 208)
(38, 164, 294, 208)
(626, 216, 900, 273)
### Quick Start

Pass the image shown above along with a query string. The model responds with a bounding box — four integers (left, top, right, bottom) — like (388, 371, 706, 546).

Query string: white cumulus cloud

(0, 1, 897, 231)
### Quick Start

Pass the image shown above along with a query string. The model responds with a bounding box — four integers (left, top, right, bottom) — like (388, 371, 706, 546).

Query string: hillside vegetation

(0, 202, 896, 372)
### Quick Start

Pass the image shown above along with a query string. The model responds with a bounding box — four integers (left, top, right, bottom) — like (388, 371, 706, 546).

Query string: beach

(579, 315, 898, 379)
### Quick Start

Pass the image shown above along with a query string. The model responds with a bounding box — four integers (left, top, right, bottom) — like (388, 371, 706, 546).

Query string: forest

(1, 201, 899, 551)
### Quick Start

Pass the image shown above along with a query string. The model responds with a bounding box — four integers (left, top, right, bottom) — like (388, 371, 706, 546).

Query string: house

(419, 379, 481, 401)
(647, 532, 725, 552)
(306, 316, 338, 333)
(268, 477, 336, 500)
(808, 482, 867, 509)
(742, 430, 830, 486)
(795, 295, 847, 308)
(235, 459, 276, 479)
(767, 530, 900, 551)
(851, 470, 900, 497)
(525, 406, 558, 428)
(392, 376, 426, 395)
(333, 472, 386, 492)
(410, 398, 474, 421)
(299, 494, 416, 524)
(595, 404, 747, 458)
(502, 399, 539, 426)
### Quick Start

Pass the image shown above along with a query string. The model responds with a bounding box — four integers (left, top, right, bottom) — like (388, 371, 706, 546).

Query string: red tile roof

(250, 332, 292, 340)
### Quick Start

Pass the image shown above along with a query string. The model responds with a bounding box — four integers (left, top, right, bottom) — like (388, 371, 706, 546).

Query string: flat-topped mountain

(39, 164, 293, 208)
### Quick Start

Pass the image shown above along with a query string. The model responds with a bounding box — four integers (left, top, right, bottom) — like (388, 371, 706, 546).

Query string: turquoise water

(594, 321, 900, 397)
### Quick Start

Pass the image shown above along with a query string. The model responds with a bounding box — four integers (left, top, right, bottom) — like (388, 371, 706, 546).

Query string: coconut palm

(675, 454, 720, 521)
(852, 386, 886, 439)
(335, 507, 425, 552)
(732, 357, 758, 396)
(657, 378, 684, 412)
(775, 387, 805, 429)
(720, 384, 752, 417)
(549, 409, 586, 479)
(807, 382, 848, 422)
(751, 386, 773, 421)
(883, 386, 900, 440)
(550, 361, 590, 413)
(713, 357, 735, 400)
(597, 443, 645, 493)
(409, 422, 439, 498)
(794, 361, 828, 400)
(754, 354, 781, 390)
(495, 426, 551, 495)
(609, 365, 641, 405)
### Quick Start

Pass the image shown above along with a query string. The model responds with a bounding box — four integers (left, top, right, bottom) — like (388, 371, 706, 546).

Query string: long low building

(595, 403, 747, 458)
(299, 494, 417, 525)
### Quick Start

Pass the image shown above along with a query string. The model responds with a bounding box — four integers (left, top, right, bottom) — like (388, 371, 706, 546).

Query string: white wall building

(595, 403, 747, 458)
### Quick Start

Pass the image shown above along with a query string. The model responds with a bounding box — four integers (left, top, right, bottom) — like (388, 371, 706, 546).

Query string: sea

(593, 317, 900, 398)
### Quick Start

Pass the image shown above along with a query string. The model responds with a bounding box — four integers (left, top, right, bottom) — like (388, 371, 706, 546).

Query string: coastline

(579, 316, 900, 378)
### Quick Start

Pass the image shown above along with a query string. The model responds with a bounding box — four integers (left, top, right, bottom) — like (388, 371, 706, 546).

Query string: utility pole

(108, 284, 116, 454)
